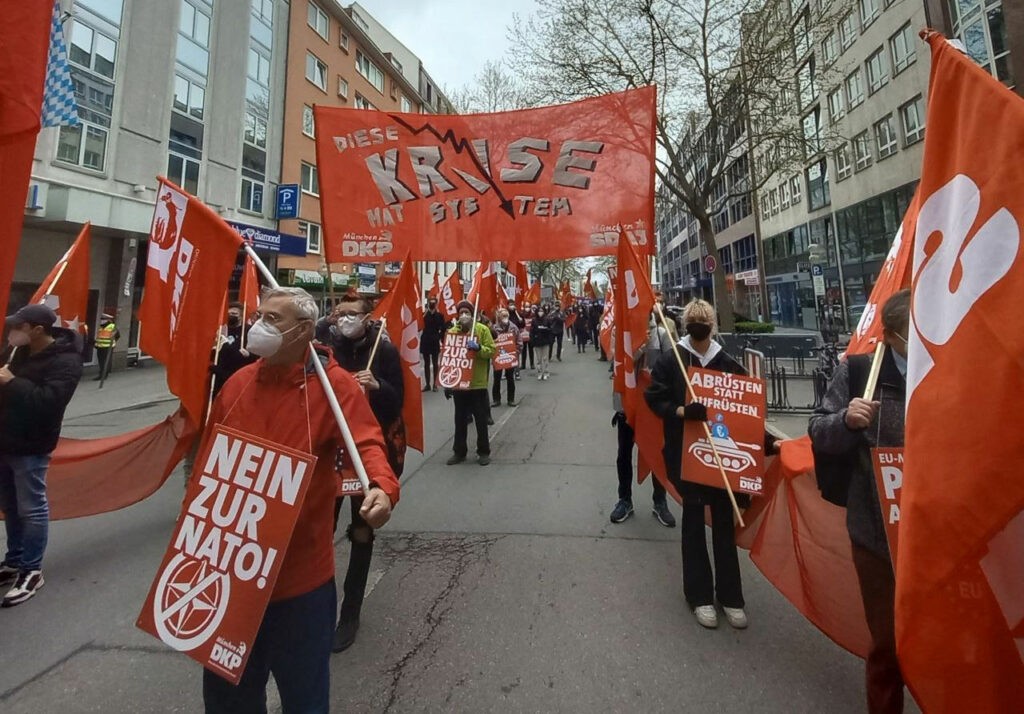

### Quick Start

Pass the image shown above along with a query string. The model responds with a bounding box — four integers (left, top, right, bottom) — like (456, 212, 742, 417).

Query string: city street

(0, 349, 875, 713)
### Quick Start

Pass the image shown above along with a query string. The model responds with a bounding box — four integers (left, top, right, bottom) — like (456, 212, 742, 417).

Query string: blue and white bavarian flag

(41, 0, 79, 128)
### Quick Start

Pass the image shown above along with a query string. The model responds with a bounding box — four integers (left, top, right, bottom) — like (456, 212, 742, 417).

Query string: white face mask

(338, 316, 366, 339)
(247, 319, 300, 358)
(458, 314, 473, 330)
(7, 328, 31, 347)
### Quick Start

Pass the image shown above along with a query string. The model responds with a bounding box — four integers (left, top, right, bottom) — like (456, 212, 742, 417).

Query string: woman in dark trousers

(574, 306, 590, 352)
(490, 308, 519, 406)
(644, 299, 777, 631)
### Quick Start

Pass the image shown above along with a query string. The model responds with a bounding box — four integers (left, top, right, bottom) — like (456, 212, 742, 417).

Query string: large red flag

(238, 252, 260, 320)
(845, 193, 918, 356)
(895, 34, 1024, 712)
(438, 270, 463, 322)
(0, 5, 52, 320)
(613, 236, 655, 423)
(523, 281, 541, 306)
(583, 268, 597, 299)
(139, 179, 243, 425)
(314, 87, 657, 262)
(598, 288, 614, 357)
(466, 261, 501, 316)
(370, 259, 424, 452)
(509, 261, 529, 303)
(31, 222, 90, 335)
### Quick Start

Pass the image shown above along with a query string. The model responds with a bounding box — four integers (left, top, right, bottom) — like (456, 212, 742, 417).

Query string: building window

(806, 159, 830, 211)
(299, 220, 322, 254)
(300, 162, 319, 195)
(890, 23, 916, 75)
(173, 74, 205, 119)
(866, 47, 889, 94)
(845, 68, 865, 109)
(240, 177, 264, 214)
(167, 153, 200, 194)
(244, 109, 267, 148)
(797, 59, 817, 111)
(900, 95, 925, 145)
(802, 108, 822, 157)
(337, 76, 348, 98)
(835, 143, 852, 181)
(356, 50, 385, 94)
(790, 175, 802, 205)
(302, 104, 315, 137)
(769, 188, 779, 215)
(827, 87, 844, 124)
(339, 31, 349, 52)
(953, 1, 1013, 86)
(780, 180, 791, 209)
(853, 130, 873, 171)
(400, 95, 411, 113)
(840, 12, 857, 50)
(307, 1, 329, 41)
(859, 0, 880, 29)
(177, 1, 211, 75)
(305, 51, 327, 91)
(354, 93, 375, 110)
(875, 115, 898, 159)
(68, 21, 117, 79)
(793, 7, 811, 60)
(821, 32, 839, 66)
(57, 123, 109, 171)
(250, 0, 274, 48)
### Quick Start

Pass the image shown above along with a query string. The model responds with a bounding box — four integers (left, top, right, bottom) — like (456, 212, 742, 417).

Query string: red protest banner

(137, 426, 317, 683)
(871, 447, 903, 562)
(681, 368, 767, 496)
(492, 333, 519, 370)
(313, 87, 656, 263)
(437, 333, 475, 390)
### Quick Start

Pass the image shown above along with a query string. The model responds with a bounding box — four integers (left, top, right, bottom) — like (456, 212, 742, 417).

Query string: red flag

(509, 261, 530, 303)
(0, 4, 52, 319)
(31, 223, 90, 334)
(583, 268, 597, 299)
(438, 270, 463, 322)
(613, 235, 655, 423)
(314, 87, 657, 262)
(370, 259, 424, 452)
(523, 281, 541, 305)
(896, 35, 1024, 711)
(467, 261, 501, 316)
(139, 179, 243, 425)
(845, 193, 917, 356)
(598, 289, 614, 356)
(238, 253, 260, 320)
(427, 271, 441, 302)
(559, 281, 573, 310)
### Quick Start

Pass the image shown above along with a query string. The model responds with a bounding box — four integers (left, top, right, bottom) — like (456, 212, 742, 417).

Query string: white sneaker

(537, 373, 543, 380)
(694, 605, 718, 629)
(723, 606, 748, 629)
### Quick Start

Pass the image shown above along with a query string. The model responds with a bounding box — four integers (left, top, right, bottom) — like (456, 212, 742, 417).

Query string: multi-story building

(18, 0, 288, 368)
(928, 0, 1020, 89)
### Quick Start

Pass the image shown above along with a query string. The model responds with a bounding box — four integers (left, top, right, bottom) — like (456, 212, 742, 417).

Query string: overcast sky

(350, 0, 539, 91)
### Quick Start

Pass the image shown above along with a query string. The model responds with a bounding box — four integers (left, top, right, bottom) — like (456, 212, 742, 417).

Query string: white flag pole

(243, 244, 372, 494)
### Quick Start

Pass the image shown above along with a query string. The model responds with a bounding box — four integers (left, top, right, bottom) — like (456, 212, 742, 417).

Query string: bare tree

(528, 259, 586, 289)
(511, 0, 851, 330)
(446, 60, 537, 113)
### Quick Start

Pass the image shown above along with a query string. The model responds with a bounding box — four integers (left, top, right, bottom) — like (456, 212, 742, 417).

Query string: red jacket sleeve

(330, 364, 401, 507)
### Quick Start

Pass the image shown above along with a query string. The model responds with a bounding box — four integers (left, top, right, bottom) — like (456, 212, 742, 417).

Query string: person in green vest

(93, 312, 119, 381)
(444, 300, 495, 466)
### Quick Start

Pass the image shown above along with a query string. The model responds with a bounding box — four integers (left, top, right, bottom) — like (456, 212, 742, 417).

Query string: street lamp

(317, 261, 330, 315)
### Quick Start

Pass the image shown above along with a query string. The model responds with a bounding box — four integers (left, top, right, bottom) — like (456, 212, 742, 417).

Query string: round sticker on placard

(153, 553, 231, 652)
(438, 364, 463, 388)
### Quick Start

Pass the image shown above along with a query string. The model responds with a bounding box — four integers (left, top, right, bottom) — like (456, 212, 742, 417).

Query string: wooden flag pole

(4, 258, 74, 368)
(365, 316, 387, 370)
(244, 244, 373, 495)
(862, 341, 886, 400)
(654, 303, 745, 527)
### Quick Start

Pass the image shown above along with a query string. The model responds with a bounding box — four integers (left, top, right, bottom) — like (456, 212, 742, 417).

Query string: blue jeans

(203, 578, 337, 713)
(0, 453, 52, 571)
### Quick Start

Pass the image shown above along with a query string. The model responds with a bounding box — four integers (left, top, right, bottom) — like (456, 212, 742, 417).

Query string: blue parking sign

(276, 184, 300, 219)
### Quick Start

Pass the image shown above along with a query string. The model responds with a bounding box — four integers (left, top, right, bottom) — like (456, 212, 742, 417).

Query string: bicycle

(809, 343, 840, 408)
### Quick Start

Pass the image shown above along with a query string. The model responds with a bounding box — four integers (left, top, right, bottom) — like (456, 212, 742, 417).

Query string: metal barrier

(743, 348, 765, 379)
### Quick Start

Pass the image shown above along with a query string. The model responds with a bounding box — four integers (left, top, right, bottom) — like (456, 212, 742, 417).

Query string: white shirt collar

(678, 335, 721, 367)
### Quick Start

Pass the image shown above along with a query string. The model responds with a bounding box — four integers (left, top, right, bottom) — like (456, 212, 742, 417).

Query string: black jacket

(530, 314, 554, 347)
(420, 309, 447, 353)
(644, 340, 775, 505)
(808, 347, 905, 558)
(0, 327, 83, 455)
(330, 323, 404, 427)
(212, 325, 258, 398)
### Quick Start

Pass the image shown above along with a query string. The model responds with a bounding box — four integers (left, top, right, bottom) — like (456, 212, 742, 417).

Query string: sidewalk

(64, 362, 175, 420)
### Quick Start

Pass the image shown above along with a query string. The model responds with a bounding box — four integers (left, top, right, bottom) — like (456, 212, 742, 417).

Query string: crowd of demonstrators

(809, 289, 910, 714)
(609, 301, 678, 528)
(445, 301, 495, 466)
(202, 287, 399, 712)
(645, 299, 779, 631)
(324, 292, 406, 653)
(420, 296, 446, 391)
(490, 308, 519, 407)
(0, 305, 83, 607)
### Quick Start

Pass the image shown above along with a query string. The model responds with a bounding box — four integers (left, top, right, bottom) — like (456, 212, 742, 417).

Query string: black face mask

(685, 322, 712, 341)
(228, 316, 240, 327)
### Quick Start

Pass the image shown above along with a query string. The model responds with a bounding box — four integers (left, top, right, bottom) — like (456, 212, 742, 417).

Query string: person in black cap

(0, 304, 83, 606)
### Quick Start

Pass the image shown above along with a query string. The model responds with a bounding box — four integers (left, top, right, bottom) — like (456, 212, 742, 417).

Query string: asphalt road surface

(0, 348, 892, 713)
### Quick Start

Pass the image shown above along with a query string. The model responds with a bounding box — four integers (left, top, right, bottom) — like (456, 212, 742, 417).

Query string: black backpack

(811, 354, 870, 507)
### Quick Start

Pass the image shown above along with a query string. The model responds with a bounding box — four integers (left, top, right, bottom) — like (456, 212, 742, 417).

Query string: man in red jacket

(200, 288, 400, 714)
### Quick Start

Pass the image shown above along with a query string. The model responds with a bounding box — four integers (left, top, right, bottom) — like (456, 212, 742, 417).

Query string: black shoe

(422, 385, 432, 392)
(431, 385, 437, 392)
(653, 501, 676, 528)
(477, 454, 491, 466)
(610, 499, 634, 523)
(507, 400, 518, 407)
(446, 454, 466, 465)
(491, 401, 501, 408)
(2, 570, 44, 607)
(332, 615, 360, 653)
(486, 416, 494, 426)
